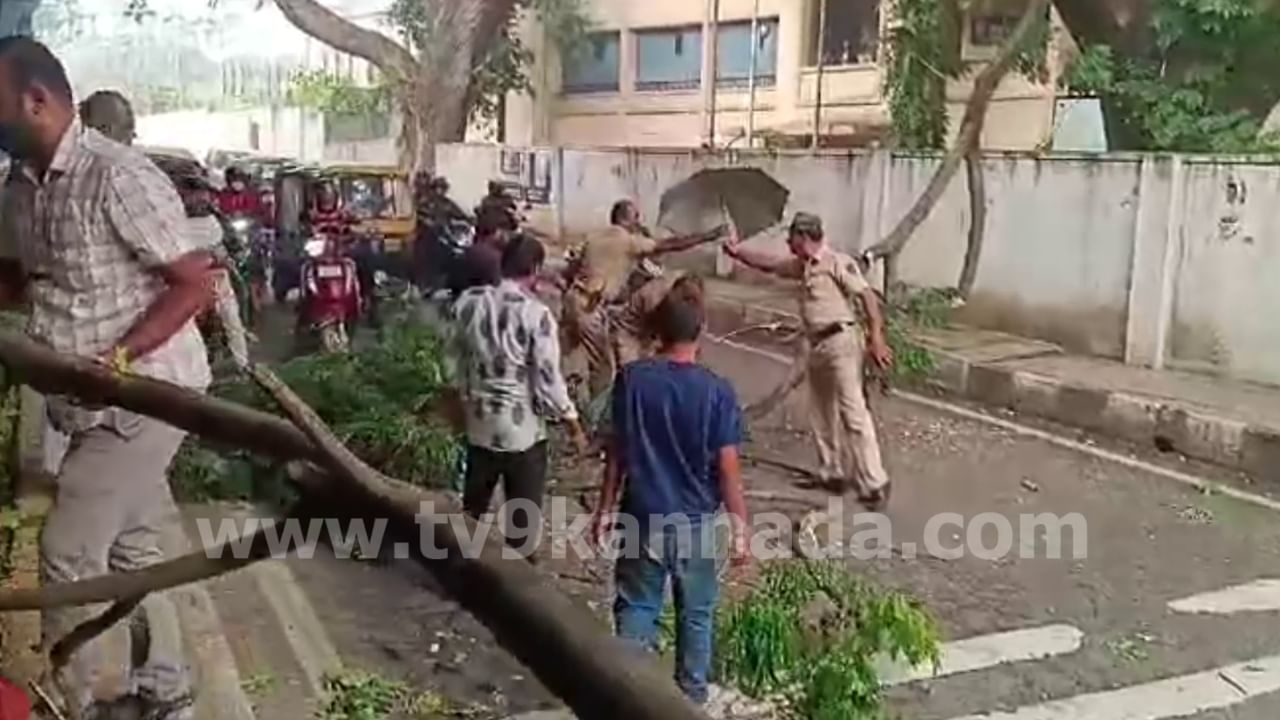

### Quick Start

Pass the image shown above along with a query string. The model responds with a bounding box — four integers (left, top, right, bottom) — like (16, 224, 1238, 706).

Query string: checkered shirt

(0, 121, 211, 391)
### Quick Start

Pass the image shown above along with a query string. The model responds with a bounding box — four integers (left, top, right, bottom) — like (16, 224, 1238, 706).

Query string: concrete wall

(437, 142, 1280, 388)
(137, 106, 327, 164)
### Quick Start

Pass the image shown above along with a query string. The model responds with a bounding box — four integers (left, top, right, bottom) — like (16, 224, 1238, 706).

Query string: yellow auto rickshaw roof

(319, 163, 405, 177)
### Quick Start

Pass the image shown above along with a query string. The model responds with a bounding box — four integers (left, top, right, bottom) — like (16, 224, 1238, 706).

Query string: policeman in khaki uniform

(610, 260, 705, 369)
(725, 212, 894, 509)
(562, 199, 722, 397)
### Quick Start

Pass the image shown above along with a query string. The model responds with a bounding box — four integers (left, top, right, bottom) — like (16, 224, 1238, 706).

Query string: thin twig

(50, 596, 144, 670)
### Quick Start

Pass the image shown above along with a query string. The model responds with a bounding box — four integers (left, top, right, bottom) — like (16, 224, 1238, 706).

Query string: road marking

(945, 653, 1280, 720)
(161, 513, 257, 720)
(1169, 579, 1280, 615)
(707, 334, 1280, 515)
(880, 624, 1084, 686)
(249, 558, 344, 698)
(219, 509, 344, 699)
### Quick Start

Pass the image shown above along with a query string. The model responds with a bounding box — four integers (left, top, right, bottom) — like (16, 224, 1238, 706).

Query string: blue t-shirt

(612, 358, 744, 527)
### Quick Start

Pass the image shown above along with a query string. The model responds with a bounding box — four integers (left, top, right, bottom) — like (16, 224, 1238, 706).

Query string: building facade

(504, 0, 1073, 150)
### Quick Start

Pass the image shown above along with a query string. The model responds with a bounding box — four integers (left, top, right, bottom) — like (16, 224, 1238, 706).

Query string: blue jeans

(613, 526, 720, 704)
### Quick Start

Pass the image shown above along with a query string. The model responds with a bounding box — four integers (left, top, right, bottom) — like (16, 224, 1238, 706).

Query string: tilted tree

(271, 0, 589, 171)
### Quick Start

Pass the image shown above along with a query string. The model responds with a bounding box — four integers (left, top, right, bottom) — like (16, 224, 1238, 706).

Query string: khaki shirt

(788, 248, 870, 331)
(575, 225, 658, 301)
(613, 270, 687, 344)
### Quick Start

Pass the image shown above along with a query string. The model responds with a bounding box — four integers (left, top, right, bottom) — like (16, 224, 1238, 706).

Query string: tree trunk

(958, 152, 986, 297)
(866, 0, 1051, 267)
(273, 0, 521, 172)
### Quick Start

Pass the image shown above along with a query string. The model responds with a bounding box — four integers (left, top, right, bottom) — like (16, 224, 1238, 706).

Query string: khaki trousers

(807, 330, 889, 495)
(41, 412, 191, 715)
(561, 287, 615, 398)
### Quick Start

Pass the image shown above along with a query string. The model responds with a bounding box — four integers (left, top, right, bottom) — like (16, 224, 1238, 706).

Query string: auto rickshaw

(319, 163, 415, 254)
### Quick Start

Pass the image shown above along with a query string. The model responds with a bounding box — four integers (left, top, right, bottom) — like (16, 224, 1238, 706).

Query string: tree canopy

(1061, 0, 1280, 152)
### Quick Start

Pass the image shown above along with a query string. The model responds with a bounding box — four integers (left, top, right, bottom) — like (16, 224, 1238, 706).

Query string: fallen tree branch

(50, 596, 143, 671)
(0, 518, 284, 611)
(0, 334, 705, 720)
(250, 364, 705, 720)
(864, 0, 1050, 290)
(744, 342, 810, 422)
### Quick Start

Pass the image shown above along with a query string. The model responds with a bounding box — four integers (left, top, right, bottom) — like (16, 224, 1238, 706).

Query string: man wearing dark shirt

(448, 203, 516, 297)
(590, 293, 749, 705)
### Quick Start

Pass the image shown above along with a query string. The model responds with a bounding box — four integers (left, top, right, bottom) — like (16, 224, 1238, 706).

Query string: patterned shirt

(447, 280, 577, 452)
(0, 121, 211, 392)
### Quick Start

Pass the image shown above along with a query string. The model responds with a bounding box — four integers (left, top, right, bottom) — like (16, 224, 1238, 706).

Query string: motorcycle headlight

(304, 239, 326, 258)
(231, 218, 252, 233)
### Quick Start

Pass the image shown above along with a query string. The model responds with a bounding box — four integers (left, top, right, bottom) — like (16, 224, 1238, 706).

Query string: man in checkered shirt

(0, 38, 216, 719)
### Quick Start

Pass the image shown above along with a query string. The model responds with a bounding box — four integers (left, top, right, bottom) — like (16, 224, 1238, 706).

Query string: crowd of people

(0, 33, 899, 718)
(441, 195, 895, 704)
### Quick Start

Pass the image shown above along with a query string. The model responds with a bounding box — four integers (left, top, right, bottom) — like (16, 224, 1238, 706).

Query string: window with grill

(716, 18, 779, 88)
(807, 0, 881, 66)
(636, 26, 704, 91)
(562, 32, 621, 94)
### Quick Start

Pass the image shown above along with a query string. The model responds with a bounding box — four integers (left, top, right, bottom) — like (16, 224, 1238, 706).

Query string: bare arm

(645, 227, 725, 257)
(860, 288, 889, 346)
(211, 270, 250, 367)
(717, 446, 750, 565)
(598, 442, 624, 515)
(725, 244, 801, 278)
(530, 307, 587, 449)
(106, 161, 220, 363)
(111, 251, 218, 363)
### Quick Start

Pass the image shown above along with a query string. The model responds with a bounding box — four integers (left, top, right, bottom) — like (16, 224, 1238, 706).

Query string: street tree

(1056, 0, 1280, 152)
(269, 0, 590, 170)
(118, 0, 591, 170)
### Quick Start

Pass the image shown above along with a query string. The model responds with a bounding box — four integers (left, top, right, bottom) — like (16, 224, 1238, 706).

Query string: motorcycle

(222, 213, 262, 325)
(413, 216, 474, 293)
(297, 235, 361, 354)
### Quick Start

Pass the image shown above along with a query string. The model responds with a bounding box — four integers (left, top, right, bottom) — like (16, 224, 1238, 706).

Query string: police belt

(809, 321, 855, 344)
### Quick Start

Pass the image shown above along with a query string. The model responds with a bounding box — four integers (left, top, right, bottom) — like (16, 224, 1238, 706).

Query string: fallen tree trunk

(0, 333, 704, 720)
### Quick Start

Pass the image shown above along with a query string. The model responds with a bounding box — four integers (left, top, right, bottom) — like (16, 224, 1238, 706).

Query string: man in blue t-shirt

(590, 292, 749, 705)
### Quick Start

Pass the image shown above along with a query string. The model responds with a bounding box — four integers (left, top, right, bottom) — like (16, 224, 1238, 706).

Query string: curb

(704, 295, 1278, 489)
(928, 360, 1273, 486)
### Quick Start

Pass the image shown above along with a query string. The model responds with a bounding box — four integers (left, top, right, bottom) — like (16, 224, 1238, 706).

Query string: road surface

(169, 314, 1280, 719)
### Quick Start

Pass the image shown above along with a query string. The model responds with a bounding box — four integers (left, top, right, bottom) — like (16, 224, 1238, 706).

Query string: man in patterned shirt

(0, 38, 217, 719)
(447, 233, 586, 560)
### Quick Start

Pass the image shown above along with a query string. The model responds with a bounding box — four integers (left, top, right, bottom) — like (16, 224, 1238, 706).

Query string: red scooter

(298, 234, 361, 353)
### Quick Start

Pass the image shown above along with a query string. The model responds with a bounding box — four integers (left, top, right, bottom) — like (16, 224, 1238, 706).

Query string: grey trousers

(40, 411, 191, 714)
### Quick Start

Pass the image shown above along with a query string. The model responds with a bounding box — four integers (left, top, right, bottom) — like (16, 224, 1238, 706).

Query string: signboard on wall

(497, 148, 554, 205)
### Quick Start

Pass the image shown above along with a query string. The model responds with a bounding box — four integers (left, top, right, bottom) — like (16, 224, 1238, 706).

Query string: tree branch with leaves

(265, 0, 590, 171)
(870, 0, 1051, 297)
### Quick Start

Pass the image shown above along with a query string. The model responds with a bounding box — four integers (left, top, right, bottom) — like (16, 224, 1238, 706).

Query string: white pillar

(1124, 154, 1184, 369)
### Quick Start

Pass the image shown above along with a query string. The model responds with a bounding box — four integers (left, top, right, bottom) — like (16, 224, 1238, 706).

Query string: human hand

(567, 419, 590, 455)
(588, 510, 613, 550)
(868, 336, 894, 371)
(729, 530, 751, 569)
